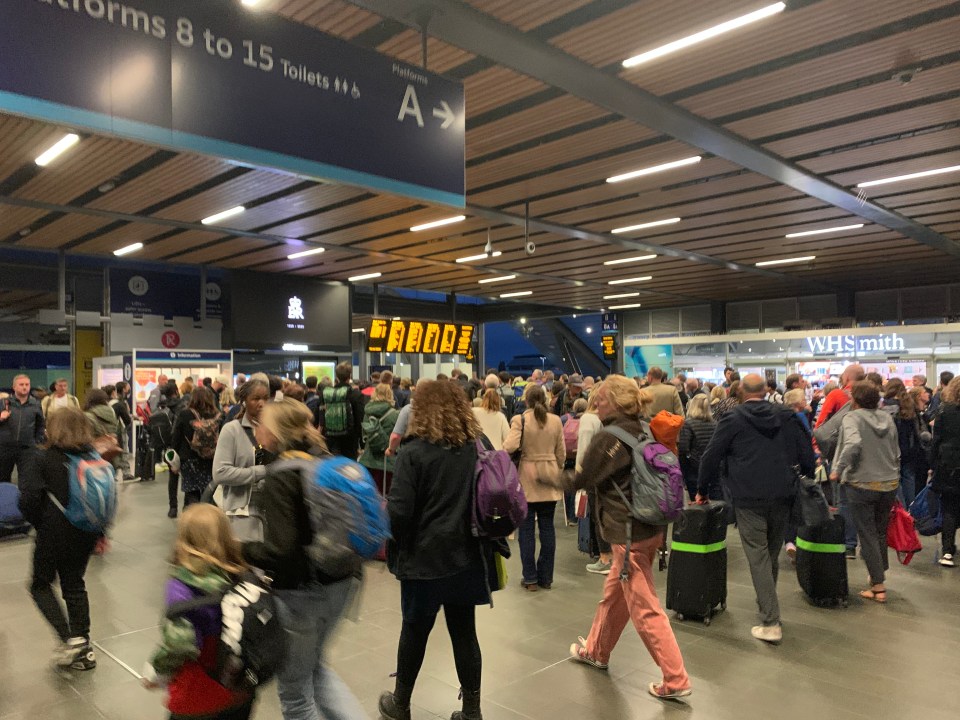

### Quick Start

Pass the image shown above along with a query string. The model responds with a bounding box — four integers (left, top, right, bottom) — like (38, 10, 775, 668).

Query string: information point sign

(0, 0, 465, 206)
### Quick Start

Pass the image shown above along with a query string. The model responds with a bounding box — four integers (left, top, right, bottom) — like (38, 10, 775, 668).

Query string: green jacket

(359, 401, 399, 473)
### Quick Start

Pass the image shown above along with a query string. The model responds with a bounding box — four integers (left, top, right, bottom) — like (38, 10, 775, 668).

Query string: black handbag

(510, 413, 525, 467)
(794, 466, 832, 527)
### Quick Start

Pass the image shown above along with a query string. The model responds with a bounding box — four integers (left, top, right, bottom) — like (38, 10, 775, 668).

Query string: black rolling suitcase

(666, 502, 728, 625)
(135, 424, 155, 482)
(795, 515, 848, 607)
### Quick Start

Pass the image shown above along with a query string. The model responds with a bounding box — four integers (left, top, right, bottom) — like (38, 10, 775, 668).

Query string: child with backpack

(172, 386, 222, 508)
(143, 503, 255, 720)
(19, 407, 116, 671)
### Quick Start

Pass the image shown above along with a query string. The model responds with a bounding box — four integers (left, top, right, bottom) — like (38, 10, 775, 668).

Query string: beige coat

(646, 382, 684, 416)
(503, 410, 565, 503)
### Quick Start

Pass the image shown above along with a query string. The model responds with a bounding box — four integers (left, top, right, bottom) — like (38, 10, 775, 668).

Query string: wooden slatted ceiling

(17, 214, 108, 250)
(239, 193, 410, 239)
(377, 31, 475, 74)
(228, 184, 362, 231)
(0, 207, 47, 239)
(466, 0, 595, 32)
(151, 171, 303, 223)
(0, 117, 68, 181)
(273, 0, 382, 38)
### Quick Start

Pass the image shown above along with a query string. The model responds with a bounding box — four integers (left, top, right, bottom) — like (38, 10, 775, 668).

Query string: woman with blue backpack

(242, 397, 367, 720)
(19, 407, 115, 672)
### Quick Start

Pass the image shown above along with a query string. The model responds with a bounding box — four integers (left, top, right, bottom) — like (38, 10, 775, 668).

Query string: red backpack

(562, 414, 580, 459)
(887, 501, 923, 565)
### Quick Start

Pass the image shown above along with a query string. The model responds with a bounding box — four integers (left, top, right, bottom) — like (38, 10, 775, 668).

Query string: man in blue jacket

(0, 374, 46, 483)
(697, 374, 815, 644)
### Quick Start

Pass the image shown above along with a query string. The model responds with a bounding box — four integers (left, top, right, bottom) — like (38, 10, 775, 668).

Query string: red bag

(887, 501, 923, 565)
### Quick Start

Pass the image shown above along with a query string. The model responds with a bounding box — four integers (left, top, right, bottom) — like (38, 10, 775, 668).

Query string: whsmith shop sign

(0, 0, 465, 205)
(806, 333, 906, 356)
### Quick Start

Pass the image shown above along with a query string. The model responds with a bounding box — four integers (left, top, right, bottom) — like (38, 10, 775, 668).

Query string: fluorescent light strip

(856, 164, 960, 188)
(348, 272, 382, 282)
(113, 242, 143, 257)
(785, 223, 863, 238)
(611, 218, 680, 235)
(755, 255, 815, 267)
(606, 156, 701, 184)
(500, 291, 532, 298)
(608, 303, 643, 310)
(478, 274, 516, 284)
(456, 251, 502, 263)
(35, 133, 80, 166)
(351, 328, 365, 333)
(622, 2, 786, 68)
(410, 215, 466, 232)
(608, 276, 652, 285)
(603, 254, 658, 265)
(603, 292, 641, 300)
(287, 247, 326, 259)
(201, 205, 245, 225)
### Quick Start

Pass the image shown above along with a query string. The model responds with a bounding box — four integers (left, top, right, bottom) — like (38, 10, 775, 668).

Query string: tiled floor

(1, 474, 957, 720)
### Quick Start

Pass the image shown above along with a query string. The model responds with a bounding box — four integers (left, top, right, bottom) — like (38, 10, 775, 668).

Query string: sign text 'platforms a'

(0, 0, 465, 206)
(367, 319, 475, 358)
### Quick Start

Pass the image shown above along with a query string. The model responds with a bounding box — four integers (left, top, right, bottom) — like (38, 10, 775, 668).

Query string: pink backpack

(562, 414, 581, 459)
(472, 440, 528, 538)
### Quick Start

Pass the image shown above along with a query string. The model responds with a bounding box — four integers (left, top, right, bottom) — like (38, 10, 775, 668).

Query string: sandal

(859, 588, 887, 603)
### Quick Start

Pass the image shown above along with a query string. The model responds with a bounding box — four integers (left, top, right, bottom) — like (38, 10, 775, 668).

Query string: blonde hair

(480, 387, 502, 413)
(685, 394, 714, 422)
(260, 397, 327, 454)
(409, 380, 481, 446)
(372, 383, 395, 406)
(584, 382, 603, 414)
(710, 385, 726, 403)
(179, 378, 195, 396)
(942, 376, 960, 405)
(219, 385, 236, 407)
(173, 504, 246, 576)
(783, 389, 806, 409)
(600, 375, 645, 418)
(45, 406, 93, 451)
(572, 398, 588, 415)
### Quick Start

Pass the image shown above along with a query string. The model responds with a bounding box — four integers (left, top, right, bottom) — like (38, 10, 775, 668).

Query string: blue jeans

(519, 501, 557, 586)
(274, 579, 365, 720)
(897, 464, 917, 509)
(838, 485, 859, 551)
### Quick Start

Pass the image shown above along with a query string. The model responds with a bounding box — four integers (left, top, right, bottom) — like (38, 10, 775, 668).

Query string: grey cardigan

(212, 416, 267, 515)
(832, 408, 900, 491)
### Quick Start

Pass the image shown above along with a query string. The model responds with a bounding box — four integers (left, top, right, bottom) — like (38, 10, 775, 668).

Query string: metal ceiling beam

(344, 0, 960, 260)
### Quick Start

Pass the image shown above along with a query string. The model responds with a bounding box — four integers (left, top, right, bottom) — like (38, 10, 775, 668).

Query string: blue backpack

(909, 485, 942, 537)
(49, 452, 117, 534)
(274, 454, 391, 579)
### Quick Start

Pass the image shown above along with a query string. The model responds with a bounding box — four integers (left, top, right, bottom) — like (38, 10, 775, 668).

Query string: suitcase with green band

(795, 515, 849, 607)
(666, 502, 728, 625)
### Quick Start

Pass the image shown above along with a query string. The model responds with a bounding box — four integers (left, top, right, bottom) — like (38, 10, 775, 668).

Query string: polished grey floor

(1, 474, 957, 720)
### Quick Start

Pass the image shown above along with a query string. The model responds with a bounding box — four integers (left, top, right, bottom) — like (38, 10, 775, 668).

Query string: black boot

(450, 689, 482, 720)
(378, 682, 412, 720)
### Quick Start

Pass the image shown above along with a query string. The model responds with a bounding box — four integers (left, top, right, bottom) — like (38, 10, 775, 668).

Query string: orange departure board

(601, 334, 617, 358)
(367, 318, 475, 358)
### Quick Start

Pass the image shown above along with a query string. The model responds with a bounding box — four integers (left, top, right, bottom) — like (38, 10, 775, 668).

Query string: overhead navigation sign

(0, 0, 465, 206)
(367, 318, 475, 358)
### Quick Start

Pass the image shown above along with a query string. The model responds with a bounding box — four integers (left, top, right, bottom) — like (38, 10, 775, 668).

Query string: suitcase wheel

(703, 615, 711, 627)
(840, 598, 849, 608)
(676, 613, 685, 622)
(720, 602, 727, 611)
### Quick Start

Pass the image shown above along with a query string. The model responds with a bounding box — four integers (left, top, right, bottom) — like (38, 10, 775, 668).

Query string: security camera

(525, 240, 536, 255)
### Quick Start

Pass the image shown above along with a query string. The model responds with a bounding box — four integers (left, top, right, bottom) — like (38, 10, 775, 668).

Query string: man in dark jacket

(320, 362, 366, 459)
(698, 374, 815, 644)
(0, 374, 46, 483)
(553, 374, 585, 416)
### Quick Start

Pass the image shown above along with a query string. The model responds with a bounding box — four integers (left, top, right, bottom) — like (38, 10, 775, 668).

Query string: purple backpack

(471, 440, 528, 538)
(603, 424, 686, 577)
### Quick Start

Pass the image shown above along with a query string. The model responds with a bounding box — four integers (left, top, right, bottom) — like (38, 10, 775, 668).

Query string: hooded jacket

(85, 404, 122, 439)
(698, 399, 815, 507)
(0, 394, 45, 447)
(931, 403, 960, 497)
(358, 400, 399, 472)
(832, 408, 900, 491)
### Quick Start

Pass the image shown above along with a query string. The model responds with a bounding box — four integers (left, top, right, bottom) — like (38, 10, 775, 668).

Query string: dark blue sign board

(0, 0, 465, 206)
(135, 350, 232, 364)
(602, 312, 619, 333)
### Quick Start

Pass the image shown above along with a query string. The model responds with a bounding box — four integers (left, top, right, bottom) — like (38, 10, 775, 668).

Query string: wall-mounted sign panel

(367, 318, 474, 358)
(602, 313, 619, 333)
(0, 0, 465, 206)
(805, 333, 906, 356)
(601, 335, 617, 359)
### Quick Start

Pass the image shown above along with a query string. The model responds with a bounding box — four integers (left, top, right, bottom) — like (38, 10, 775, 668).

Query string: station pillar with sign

(602, 312, 620, 374)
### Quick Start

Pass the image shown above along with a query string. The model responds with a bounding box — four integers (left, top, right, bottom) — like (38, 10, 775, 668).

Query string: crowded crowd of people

(2, 358, 959, 719)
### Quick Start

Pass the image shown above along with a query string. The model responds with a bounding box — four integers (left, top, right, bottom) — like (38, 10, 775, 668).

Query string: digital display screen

(224, 271, 350, 351)
(367, 319, 475, 357)
(601, 335, 617, 358)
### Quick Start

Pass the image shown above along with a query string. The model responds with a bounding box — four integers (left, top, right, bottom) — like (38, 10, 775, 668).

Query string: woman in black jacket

(931, 377, 960, 567)
(241, 398, 365, 720)
(171, 385, 220, 508)
(379, 380, 490, 720)
(18, 407, 100, 671)
(678, 394, 716, 501)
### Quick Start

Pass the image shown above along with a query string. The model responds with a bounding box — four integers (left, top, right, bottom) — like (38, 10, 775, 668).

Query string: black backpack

(166, 572, 285, 691)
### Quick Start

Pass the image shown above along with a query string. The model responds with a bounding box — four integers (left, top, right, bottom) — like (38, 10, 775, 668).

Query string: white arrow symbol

(432, 101, 455, 130)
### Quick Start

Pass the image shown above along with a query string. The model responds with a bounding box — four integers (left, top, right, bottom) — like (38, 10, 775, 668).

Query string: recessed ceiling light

(622, 2, 786, 68)
(608, 276, 653, 285)
(456, 251, 502, 263)
(585, 327, 592, 333)
(500, 291, 532, 298)
(241, 0, 263, 5)
(856, 164, 960, 188)
(608, 303, 643, 309)
(611, 218, 680, 235)
(603, 254, 659, 265)
(606, 157, 701, 184)
(201, 206, 245, 225)
(410, 215, 466, 232)
(35, 133, 80, 167)
(755, 255, 816, 267)
(287, 247, 326, 259)
(604, 292, 641, 300)
(478, 274, 516, 284)
(348, 272, 382, 282)
(113, 242, 143, 257)
(784, 223, 864, 238)
(351, 328, 365, 333)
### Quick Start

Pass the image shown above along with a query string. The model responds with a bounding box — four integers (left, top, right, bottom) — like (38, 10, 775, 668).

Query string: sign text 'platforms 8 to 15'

(0, 0, 465, 206)
(367, 319, 475, 359)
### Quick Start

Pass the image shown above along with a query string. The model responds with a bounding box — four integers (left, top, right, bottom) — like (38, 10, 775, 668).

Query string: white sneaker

(939, 553, 956, 567)
(751, 625, 782, 644)
(52, 637, 86, 668)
